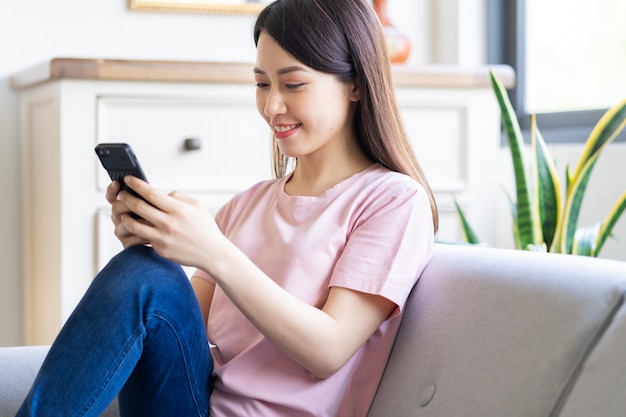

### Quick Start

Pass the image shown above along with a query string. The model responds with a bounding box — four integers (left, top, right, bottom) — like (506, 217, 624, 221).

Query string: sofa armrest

(0, 346, 49, 417)
(368, 243, 626, 417)
(0, 346, 119, 417)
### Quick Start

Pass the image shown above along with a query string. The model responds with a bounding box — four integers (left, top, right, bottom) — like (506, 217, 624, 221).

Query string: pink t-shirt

(194, 164, 434, 417)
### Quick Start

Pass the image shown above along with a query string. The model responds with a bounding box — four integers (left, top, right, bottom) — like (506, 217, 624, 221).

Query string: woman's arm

(208, 242, 395, 378)
(191, 277, 215, 328)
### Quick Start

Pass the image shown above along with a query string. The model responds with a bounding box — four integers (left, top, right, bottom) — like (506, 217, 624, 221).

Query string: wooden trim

(10, 58, 515, 90)
(392, 64, 515, 89)
(10, 59, 257, 89)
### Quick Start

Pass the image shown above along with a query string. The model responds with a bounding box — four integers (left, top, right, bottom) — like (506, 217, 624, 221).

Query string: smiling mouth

(274, 123, 301, 133)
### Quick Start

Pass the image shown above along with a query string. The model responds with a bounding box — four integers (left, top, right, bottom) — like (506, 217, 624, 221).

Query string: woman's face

(254, 32, 360, 161)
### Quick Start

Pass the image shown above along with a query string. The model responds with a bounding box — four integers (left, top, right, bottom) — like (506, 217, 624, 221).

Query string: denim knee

(94, 245, 191, 306)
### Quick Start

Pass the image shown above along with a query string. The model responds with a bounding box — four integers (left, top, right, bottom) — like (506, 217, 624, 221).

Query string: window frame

(487, 0, 625, 144)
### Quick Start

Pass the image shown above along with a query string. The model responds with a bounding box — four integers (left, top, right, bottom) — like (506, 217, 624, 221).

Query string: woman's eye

(286, 83, 305, 89)
(255, 82, 269, 88)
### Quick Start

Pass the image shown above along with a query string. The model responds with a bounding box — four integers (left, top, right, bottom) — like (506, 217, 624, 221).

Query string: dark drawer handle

(183, 138, 202, 151)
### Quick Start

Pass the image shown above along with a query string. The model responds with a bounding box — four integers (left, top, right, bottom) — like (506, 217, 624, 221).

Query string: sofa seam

(548, 288, 626, 417)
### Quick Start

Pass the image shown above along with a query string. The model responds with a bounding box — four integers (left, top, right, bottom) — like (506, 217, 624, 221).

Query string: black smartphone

(95, 143, 149, 217)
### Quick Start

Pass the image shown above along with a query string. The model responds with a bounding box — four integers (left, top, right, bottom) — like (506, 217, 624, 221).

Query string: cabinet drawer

(96, 94, 272, 194)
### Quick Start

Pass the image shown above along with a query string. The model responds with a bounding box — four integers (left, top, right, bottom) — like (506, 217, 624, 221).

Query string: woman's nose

(264, 89, 287, 117)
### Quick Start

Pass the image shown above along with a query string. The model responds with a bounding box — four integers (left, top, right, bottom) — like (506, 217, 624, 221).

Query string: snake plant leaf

(453, 199, 481, 244)
(571, 99, 626, 181)
(490, 70, 537, 249)
(595, 192, 626, 256)
(457, 73, 625, 258)
(572, 222, 601, 256)
(532, 116, 562, 250)
(555, 100, 626, 253)
(559, 157, 599, 253)
(565, 165, 573, 194)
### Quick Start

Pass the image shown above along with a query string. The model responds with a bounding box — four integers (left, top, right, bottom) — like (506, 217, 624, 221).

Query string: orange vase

(373, 0, 411, 64)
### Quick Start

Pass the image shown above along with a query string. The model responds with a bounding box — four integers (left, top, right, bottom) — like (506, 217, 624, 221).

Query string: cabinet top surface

(10, 57, 515, 90)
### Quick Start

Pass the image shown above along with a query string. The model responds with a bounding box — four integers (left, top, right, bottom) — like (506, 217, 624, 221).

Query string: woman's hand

(115, 176, 230, 270)
(106, 180, 149, 249)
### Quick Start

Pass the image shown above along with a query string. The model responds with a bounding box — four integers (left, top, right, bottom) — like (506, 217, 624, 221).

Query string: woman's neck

(284, 152, 373, 197)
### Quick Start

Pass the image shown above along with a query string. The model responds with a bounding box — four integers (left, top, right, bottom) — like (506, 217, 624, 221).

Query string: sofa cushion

(368, 244, 626, 417)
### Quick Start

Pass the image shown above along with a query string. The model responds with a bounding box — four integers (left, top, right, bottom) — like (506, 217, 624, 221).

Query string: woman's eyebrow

(253, 66, 310, 75)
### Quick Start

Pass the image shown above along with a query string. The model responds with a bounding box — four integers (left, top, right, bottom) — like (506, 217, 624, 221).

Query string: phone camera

(97, 148, 110, 157)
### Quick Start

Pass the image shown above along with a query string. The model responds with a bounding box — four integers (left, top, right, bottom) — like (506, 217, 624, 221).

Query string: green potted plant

(455, 71, 626, 257)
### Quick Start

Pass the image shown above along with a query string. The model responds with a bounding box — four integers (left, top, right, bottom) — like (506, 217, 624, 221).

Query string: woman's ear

(349, 78, 361, 102)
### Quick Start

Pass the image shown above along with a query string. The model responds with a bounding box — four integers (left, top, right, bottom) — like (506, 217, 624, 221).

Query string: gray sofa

(2, 243, 626, 417)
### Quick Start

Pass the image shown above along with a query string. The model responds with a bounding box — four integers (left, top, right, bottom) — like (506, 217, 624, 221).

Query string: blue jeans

(16, 245, 213, 417)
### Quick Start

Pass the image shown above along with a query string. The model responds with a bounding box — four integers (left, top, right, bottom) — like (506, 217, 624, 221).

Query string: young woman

(17, 0, 438, 416)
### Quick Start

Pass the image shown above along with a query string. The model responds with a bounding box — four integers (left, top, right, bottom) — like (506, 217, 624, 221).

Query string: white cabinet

(12, 58, 513, 345)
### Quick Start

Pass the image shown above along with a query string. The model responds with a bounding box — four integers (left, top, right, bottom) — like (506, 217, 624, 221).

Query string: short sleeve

(329, 183, 434, 317)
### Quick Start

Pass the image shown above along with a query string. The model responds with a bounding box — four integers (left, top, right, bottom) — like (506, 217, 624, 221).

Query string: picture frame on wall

(129, 0, 273, 14)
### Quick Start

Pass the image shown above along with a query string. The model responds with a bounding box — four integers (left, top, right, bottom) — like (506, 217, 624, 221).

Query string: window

(488, 0, 626, 143)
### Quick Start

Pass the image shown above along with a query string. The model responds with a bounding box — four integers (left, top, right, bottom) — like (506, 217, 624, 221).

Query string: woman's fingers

(119, 176, 181, 222)
(122, 176, 171, 210)
(106, 181, 120, 204)
(106, 179, 153, 248)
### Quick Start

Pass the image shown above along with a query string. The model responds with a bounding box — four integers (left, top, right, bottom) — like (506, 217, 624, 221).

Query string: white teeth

(274, 124, 299, 133)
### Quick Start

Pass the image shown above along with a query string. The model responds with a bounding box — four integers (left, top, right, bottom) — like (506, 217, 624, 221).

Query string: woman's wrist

(198, 236, 241, 282)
